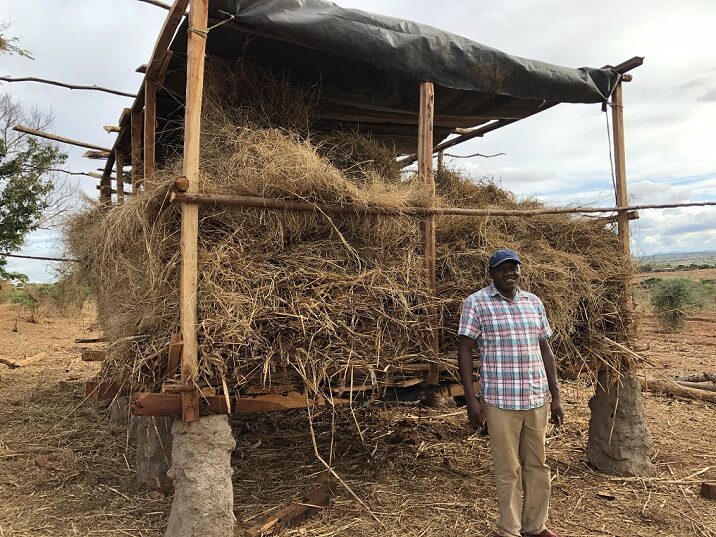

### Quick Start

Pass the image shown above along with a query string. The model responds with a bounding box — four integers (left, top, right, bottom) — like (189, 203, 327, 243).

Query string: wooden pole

(13, 125, 111, 152)
(0, 76, 136, 98)
(131, 109, 143, 192)
(115, 148, 125, 205)
(418, 81, 439, 384)
(611, 80, 634, 320)
(170, 193, 716, 218)
(144, 79, 157, 185)
(99, 171, 112, 207)
(179, 0, 208, 422)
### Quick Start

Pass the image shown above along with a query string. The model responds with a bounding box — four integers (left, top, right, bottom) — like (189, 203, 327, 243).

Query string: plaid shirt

(458, 283, 553, 410)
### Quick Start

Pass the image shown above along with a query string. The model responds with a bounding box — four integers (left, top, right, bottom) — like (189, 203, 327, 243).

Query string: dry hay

(65, 60, 633, 395)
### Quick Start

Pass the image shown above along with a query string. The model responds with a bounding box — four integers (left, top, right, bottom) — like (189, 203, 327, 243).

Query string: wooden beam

(103, 125, 120, 133)
(146, 0, 189, 82)
(99, 170, 112, 206)
(131, 391, 317, 416)
(0, 76, 136, 98)
(115, 148, 125, 204)
(144, 79, 157, 183)
(178, 0, 208, 423)
(13, 124, 111, 152)
(137, 0, 172, 10)
(84, 150, 111, 160)
(418, 82, 439, 385)
(131, 109, 143, 192)
(611, 81, 634, 322)
(86, 381, 129, 401)
(167, 332, 182, 378)
(244, 482, 336, 537)
(0, 252, 78, 263)
(171, 193, 716, 218)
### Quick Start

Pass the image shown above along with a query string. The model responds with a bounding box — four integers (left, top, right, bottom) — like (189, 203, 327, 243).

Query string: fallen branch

(243, 482, 335, 537)
(674, 373, 716, 383)
(677, 380, 716, 393)
(639, 376, 716, 404)
(1, 352, 50, 369)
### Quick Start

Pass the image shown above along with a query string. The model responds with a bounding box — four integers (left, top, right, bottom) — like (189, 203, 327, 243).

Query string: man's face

(490, 260, 521, 295)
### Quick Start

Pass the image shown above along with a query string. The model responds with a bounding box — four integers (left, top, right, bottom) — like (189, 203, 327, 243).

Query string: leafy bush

(650, 278, 705, 331)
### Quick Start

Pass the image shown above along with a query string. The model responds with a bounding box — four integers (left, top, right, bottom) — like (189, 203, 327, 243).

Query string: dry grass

(65, 61, 633, 397)
(1, 306, 714, 537)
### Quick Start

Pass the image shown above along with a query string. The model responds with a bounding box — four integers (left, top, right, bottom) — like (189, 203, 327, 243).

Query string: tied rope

(188, 12, 236, 38)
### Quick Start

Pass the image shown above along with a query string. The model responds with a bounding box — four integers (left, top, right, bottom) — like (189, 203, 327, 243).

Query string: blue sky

(2, 0, 716, 281)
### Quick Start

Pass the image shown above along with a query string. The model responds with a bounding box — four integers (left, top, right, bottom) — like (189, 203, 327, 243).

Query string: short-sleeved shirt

(458, 283, 553, 410)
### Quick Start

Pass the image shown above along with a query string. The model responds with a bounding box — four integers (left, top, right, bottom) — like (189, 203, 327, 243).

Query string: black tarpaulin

(224, 0, 620, 103)
(147, 0, 626, 155)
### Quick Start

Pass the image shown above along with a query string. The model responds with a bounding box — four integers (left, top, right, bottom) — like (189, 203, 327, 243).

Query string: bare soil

(0, 302, 714, 537)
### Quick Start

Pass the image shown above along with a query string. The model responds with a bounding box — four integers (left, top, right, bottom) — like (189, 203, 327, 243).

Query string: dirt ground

(0, 296, 714, 537)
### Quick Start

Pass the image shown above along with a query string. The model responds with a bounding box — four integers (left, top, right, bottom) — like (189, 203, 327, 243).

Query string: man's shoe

(523, 530, 561, 537)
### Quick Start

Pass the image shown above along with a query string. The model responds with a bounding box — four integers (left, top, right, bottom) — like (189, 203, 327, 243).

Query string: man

(457, 248, 564, 537)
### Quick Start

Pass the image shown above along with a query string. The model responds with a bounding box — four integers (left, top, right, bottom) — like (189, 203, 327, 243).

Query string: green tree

(650, 278, 705, 331)
(0, 94, 67, 282)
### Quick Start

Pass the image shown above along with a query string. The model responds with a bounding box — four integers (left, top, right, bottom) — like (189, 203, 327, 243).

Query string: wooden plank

(81, 349, 106, 362)
(244, 482, 336, 537)
(179, 0, 209, 423)
(418, 81, 439, 385)
(167, 332, 182, 378)
(145, 0, 189, 83)
(701, 482, 716, 500)
(115, 148, 125, 204)
(131, 391, 315, 416)
(85, 381, 130, 400)
(16, 351, 48, 367)
(131, 109, 143, 192)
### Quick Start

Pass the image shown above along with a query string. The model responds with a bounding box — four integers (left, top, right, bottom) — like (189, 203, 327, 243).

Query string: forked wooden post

(418, 81, 439, 384)
(131, 109, 143, 192)
(144, 79, 157, 184)
(115, 148, 125, 205)
(179, 0, 209, 422)
(610, 80, 634, 318)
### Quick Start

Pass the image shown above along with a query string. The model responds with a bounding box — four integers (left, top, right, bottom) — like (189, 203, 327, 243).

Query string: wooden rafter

(0, 76, 136, 98)
(13, 125, 111, 152)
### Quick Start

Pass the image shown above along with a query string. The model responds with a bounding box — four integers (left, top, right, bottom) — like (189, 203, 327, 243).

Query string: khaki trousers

(482, 401, 551, 537)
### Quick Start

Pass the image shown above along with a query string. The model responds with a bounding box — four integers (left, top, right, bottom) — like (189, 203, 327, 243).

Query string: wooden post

(131, 109, 143, 192)
(418, 81, 439, 384)
(611, 80, 634, 320)
(115, 148, 125, 205)
(179, 0, 208, 422)
(99, 171, 112, 207)
(144, 80, 157, 185)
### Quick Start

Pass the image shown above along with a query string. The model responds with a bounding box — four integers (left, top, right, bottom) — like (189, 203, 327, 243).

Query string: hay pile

(66, 60, 631, 394)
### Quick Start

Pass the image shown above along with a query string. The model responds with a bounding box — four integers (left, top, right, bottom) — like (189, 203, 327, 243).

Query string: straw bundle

(65, 60, 630, 395)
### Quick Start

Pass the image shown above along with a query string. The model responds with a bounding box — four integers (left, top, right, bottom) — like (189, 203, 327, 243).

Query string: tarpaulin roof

(145, 0, 629, 156)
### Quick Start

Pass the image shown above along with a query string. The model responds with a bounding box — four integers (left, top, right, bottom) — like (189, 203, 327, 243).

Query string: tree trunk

(587, 370, 655, 476)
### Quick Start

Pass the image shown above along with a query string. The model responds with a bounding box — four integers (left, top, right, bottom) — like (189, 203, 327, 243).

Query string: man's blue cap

(488, 249, 521, 268)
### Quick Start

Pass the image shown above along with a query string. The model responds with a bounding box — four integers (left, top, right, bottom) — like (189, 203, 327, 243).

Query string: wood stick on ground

(676, 381, 716, 393)
(640, 376, 716, 404)
(674, 373, 716, 383)
(3, 352, 50, 368)
(243, 482, 336, 537)
(0, 357, 20, 368)
(0, 76, 136, 98)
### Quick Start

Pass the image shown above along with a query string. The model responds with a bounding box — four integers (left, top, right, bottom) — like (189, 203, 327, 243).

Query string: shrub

(650, 278, 705, 331)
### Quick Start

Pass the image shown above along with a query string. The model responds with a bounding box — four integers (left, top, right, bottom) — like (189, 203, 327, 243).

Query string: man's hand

(466, 396, 485, 429)
(550, 396, 564, 426)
